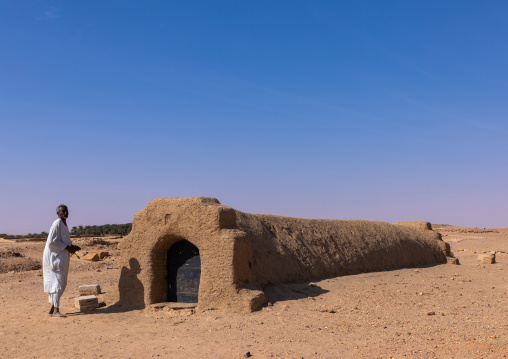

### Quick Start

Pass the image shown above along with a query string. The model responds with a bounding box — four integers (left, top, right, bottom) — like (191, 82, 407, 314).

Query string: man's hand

(66, 245, 81, 254)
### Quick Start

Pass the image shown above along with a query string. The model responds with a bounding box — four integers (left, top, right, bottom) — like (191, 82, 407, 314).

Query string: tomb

(116, 197, 449, 313)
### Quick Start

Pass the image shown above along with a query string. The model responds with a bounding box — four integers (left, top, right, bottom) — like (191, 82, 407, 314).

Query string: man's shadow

(69, 257, 144, 315)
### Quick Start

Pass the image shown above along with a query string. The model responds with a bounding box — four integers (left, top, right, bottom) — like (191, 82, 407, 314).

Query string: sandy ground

(1, 227, 507, 359)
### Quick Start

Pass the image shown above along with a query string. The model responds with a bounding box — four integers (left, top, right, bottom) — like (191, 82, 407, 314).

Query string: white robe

(43, 218, 73, 294)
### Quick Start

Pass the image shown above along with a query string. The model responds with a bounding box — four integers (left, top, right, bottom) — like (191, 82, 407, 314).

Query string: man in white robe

(43, 204, 80, 317)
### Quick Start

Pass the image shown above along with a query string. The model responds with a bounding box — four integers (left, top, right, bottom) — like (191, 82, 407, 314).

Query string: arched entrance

(167, 240, 201, 303)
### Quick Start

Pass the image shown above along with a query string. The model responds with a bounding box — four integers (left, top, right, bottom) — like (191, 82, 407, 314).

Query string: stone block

(98, 251, 109, 259)
(477, 253, 495, 264)
(82, 252, 100, 261)
(447, 257, 460, 265)
(78, 284, 101, 295)
(75, 295, 99, 310)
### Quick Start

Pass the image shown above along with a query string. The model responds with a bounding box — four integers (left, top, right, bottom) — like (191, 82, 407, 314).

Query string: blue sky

(1, 1, 507, 233)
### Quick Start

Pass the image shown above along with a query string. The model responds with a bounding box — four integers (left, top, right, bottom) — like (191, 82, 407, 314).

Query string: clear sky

(1, 1, 507, 234)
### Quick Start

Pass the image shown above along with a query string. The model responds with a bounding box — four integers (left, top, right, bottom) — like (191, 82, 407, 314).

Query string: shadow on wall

(112, 257, 145, 311)
(80, 258, 145, 314)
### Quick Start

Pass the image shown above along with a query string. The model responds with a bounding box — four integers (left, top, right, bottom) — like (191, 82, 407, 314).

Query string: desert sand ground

(0, 226, 507, 359)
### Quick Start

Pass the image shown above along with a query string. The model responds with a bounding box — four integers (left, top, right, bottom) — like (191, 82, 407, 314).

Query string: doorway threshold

(150, 302, 197, 310)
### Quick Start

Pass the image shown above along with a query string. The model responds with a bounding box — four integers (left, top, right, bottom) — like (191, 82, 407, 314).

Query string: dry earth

(0, 227, 507, 358)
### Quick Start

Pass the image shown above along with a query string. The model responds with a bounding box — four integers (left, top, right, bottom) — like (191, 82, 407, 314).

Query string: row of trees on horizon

(70, 223, 132, 236)
(0, 232, 50, 239)
(1, 223, 132, 238)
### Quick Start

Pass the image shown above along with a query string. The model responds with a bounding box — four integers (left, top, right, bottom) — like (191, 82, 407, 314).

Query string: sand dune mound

(0, 248, 41, 273)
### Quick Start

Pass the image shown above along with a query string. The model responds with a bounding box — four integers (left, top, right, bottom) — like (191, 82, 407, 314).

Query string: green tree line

(1, 223, 132, 238)
(0, 232, 49, 239)
(70, 223, 132, 236)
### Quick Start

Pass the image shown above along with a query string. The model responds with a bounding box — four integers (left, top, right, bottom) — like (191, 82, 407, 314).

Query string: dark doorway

(167, 240, 201, 303)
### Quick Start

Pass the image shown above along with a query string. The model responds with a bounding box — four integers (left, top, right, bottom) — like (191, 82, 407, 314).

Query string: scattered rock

(83, 252, 100, 261)
(244, 352, 252, 358)
(98, 251, 110, 259)
(477, 253, 495, 264)
(0, 249, 22, 258)
(426, 311, 436, 316)
(447, 257, 460, 265)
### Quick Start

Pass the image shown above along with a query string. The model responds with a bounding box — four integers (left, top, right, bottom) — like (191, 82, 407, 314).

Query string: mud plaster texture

(117, 197, 448, 313)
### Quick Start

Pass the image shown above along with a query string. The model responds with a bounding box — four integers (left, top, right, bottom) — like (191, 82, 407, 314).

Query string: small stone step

(150, 302, 197, 311)
(75, 295, 99, 310)
(78, 284, 101, 295)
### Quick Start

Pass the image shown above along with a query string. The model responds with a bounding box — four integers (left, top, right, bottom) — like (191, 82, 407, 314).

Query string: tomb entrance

(167, 240, 201, 303)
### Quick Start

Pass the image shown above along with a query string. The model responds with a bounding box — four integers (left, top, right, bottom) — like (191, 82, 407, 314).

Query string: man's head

(56, 204, 69, 220)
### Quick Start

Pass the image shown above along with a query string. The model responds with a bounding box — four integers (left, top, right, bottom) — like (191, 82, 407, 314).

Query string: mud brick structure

(117, 197, 448, 313)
